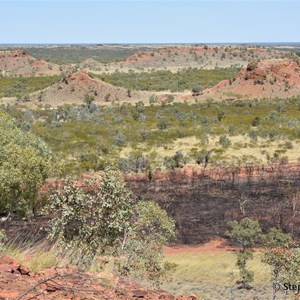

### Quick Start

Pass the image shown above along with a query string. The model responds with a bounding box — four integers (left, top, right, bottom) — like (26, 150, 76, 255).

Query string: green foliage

(95, 67, 240, 92)
(227, 218, 262, 286)
(163, 151, 186, 170)
(120, 201, 176, 286)
(251, 116, 260, 127)
(261, 228, 294, 295)
(219, 135, 231, 148)
(227, 218, 262, 250)
(261, 229, 300, 300)
(0, 111, 53, 216)
(46, 167, 175, 285)
(157, 119, 168, 130)
(0, 230, 7, 250)
(217, 109, 225, 122)
(173, 150, 185, 167)
(4, 96, 300, 175)
(118, 152, 148, 173)
(23, 46, 154, 64)
(191, 85, 202, 96)
(236, 250, 254, 284)
(261, 227, 292, 248)
(84, 94, 95, 105)
(0, 75, 60, 98)
(46, 167, 134, 266)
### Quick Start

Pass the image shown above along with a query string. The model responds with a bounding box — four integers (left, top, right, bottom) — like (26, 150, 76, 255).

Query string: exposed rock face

(206, 59, 300, 100)
(0, 257, 198, 300)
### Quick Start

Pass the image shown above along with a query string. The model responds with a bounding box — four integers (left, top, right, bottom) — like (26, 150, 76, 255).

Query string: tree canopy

(0, 111, 53, 216)
(46, 167, 176, 285)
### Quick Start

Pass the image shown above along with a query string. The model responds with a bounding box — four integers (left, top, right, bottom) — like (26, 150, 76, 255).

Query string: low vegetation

(15, 46, 155, 64)
(46, 167, 175, 285)
(2, 45, 300, 299)
(0, 111, 54, 216)
(0, 75, 61, 98)
(163, 251, 270, 298)
(2, 96, 300, 175)
(94, 67, 240, 92)
(163, 219, 297, 299)
(0, 113, 175, 286)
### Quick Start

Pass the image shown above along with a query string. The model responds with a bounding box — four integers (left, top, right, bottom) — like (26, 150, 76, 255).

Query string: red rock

(132, 289, 147, 298)
(45, 283, 59, 292)
(0, 256, 18, 265)
(17, 265, 30, 276)
(158, 293, 175, 299)
(0, 257, 196, 299)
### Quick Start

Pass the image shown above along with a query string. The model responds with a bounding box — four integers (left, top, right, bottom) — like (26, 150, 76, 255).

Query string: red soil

(63, 70, 97, 86)
(123, 47, 213, 66)
(122, 46, 287, 69)
(124, 163, 300, 183)
(31, 59, 46, 67)
(206, 59, 300, 100)
(0, 50, 63, 76)
(0, 256, 198, 300)
(164, 238, 237, 254)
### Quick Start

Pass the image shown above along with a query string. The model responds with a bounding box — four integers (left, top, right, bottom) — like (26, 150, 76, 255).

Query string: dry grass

(1, 242, 64, 272)
(120, 134, 300, 167)
(162, 251, 284, 299)
(164, 251, 270, 285)
(0, 240, 292, 299)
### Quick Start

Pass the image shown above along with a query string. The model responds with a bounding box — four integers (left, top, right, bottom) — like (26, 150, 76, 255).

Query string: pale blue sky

(0, 1, 299, 43)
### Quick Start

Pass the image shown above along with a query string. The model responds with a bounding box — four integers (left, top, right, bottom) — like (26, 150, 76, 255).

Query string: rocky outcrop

(0, 257, 198, 300)
(0, 50, 65, 76)
(30, 70, 149, 105)
(206, 59, 300, 100)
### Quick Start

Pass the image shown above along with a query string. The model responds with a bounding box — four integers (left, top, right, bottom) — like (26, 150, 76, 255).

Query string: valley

(1, 43, 300, 299)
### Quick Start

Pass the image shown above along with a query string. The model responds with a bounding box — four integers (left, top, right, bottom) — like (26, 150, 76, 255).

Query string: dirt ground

(163, 238, 237, 254)
(0, 256, 198, 300)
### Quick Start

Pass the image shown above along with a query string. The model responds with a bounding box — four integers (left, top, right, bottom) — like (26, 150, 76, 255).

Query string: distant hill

(204, 59, 300, 100)
(0, 50, 72, 76)
(118, 45, 290, 70)
(30, 70, 153, 105)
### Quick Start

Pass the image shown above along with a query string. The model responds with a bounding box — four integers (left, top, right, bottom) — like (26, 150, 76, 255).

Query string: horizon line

(1, 42, 300, 46)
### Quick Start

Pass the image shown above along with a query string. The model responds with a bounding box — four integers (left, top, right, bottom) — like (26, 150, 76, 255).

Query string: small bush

(219, 135, 231, 148)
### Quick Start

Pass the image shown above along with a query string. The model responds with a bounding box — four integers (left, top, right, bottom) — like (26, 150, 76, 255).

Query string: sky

(0, 1, 299, 44)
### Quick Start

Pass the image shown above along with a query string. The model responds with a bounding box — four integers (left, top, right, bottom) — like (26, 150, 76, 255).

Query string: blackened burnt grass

(3, 96, 300, 175)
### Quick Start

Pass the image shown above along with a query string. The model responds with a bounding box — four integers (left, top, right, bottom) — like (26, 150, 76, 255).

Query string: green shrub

(46, 168, 175, 285)
(251, 116, 260, 127)
(0, 111, 54, 216)
(219, 135, 231, 148)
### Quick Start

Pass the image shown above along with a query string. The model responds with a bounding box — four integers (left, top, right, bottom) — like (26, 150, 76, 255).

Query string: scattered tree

(191, 85, 202, 96)
(226, 218, 262, 288)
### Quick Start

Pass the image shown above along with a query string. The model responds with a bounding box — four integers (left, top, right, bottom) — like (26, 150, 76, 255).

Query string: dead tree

(238, 193, 249, 216)
(291, 190, 300, 217)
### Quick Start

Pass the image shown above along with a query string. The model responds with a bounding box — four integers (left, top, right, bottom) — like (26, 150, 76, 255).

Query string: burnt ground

(126, 163, 300, 244)
(2, 164, 300, 246)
